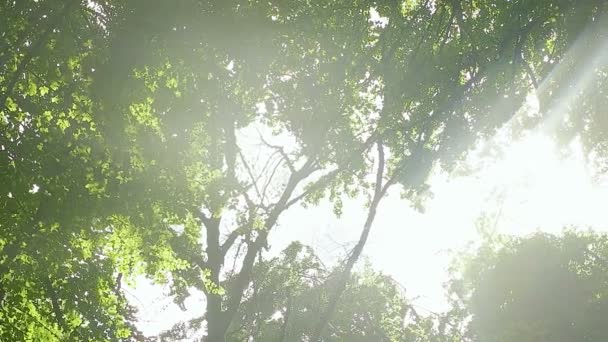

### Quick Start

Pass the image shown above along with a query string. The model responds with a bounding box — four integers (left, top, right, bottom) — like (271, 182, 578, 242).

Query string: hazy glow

(539, 35, 608, 133)
(130, 21, 608, 337)
(288, 131, 608, 315)
(131, 129, 608, 336)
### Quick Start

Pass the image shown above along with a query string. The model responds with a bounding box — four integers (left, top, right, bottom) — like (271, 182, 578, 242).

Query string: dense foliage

(448, 231, 608, 342)
(1, 0, 607, 340)
(159, 242, 455, 341)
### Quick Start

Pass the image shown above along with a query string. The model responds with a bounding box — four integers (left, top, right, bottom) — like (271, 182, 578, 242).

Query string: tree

(310, 1, 608, 338)
(159, 242, 457, 342)
(2, 0, 608, 341)
(448, 230, 608, 341)
(0, 1, 144, 340)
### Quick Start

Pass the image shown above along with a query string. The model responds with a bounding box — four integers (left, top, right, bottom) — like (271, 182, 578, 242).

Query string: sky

(129, 125, 608, 336)
(128, 8, 608, 338)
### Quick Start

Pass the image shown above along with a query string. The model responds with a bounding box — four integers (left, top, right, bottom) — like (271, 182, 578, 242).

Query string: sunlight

(541, 39, 608, 133)
(349, 23, 608, 309)
(131, 19, 608, 335)
(6, 1, 608, 340)
(537, 34, 608, 133)
(360, 130, 608, 314)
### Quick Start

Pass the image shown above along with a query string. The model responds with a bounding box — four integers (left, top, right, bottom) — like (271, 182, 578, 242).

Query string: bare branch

(257, 149, 281, 182)
(284, 169, 340, 210)
(222, 156, 318, 326)
(285, 133, 378, 212)
(229, 238, 246, 277)
(311, 141, 388, 341)
(258, 131, 296, 174)
(260, 153, 285, 202)
(221, 228, 242, 259)
(521, 54, 539, 90)
(224, 117, 238, 183)
(238, 149, 264, 203)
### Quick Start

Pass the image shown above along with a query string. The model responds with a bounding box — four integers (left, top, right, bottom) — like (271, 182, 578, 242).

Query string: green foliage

(448, 230, 608, 342)
(160, 242, 452, 341)
(1, 0, 607, 340)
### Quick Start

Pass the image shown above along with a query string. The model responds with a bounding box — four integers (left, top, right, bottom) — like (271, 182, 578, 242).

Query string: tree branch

(222, 157, 317, 328)
(238, 149, 264, 203)
(311, 141, 389, 341)
(42, 276, 68, 332)
(258, 132, 296, 174)
(284, 169, 340, 210)
(114, 273, 123, 297)
(220, 228, 242, 259)
(0, 0, 78, 108)
(5, 306, 62, 339)
(202, 213, 226, 337)
(260, 153, 285, 204)
(223, 115, 238, 183)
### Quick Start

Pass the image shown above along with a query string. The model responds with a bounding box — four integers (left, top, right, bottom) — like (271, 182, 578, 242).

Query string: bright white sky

(129, 9, 608, 337)
(129, 126, 608, 336)
(272, 130, 608, 315)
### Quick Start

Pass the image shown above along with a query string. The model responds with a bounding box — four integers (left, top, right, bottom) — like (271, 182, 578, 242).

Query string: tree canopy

(1, 0, 607, 341)
(447, 230, 608, 342)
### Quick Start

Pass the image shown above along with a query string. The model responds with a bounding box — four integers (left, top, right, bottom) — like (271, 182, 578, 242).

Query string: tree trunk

(205, 311, 228, 342)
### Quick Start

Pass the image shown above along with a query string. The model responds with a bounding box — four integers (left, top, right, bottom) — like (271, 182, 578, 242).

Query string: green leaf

(5, 97, 17, 111)
(57, 118, 70, 132)
(26, 82, 37, 97)
(165, 77, 178, 89)
(39, 86, 49, 96)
